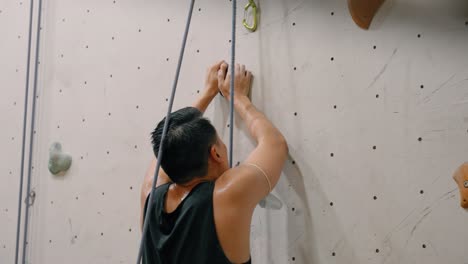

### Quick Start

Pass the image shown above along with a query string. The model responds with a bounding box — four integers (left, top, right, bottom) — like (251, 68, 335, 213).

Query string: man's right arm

(216, 64, 288, 210)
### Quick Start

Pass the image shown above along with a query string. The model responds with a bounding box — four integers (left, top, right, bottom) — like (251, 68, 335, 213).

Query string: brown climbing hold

(347, 0, 385, 30)
(453, 162, 468, 208)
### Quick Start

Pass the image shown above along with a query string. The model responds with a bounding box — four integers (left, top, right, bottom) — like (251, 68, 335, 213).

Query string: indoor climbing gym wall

(0, 0, 32, 263)
(1, 0, 468, 263)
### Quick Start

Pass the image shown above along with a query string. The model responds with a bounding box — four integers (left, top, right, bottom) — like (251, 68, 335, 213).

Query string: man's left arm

(192, 60, 226, 113)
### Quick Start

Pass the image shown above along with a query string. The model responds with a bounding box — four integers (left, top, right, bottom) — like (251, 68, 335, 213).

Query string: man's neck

(175, 167, 221, 189)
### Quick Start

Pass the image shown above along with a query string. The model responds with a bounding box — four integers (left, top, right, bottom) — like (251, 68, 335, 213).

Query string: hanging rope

(229, 0, 237, 168)
(14, 0, 44, 263)
(14, 0, 36, 263)
(21, 0, 44, 262)
(135, 0, 196, 263)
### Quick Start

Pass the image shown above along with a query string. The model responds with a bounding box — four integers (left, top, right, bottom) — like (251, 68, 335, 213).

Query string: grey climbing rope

(21, 0, 44, 263)
(229, 0, 237, 168)
(135, 0, 196, 263)
(14, 0, 43, 263)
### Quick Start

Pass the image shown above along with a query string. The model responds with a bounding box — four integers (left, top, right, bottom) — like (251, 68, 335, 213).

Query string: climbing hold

(259, 193, 283, 210)
(347, 0, 385, 30)
(48, 142, 72, 175)
(453, 162, 468, 208)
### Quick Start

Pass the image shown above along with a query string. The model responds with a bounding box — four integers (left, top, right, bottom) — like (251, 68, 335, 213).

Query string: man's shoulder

(213, 166, 248, 195)
(213, 165, 266, 210)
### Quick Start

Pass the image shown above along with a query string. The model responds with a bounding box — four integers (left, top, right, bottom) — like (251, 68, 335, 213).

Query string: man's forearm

(234, 95, 284, 143)
(192, 90, 217, 113)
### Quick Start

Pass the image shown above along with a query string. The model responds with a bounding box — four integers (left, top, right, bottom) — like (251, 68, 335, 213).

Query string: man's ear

(210, 145, 223, 163)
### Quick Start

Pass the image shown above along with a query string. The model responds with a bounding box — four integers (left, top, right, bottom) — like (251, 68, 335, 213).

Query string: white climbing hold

(259, 193, 283, 210)
(48, 142, 72, 175)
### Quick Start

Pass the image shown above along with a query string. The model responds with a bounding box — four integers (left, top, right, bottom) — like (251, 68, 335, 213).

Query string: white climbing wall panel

(1, 0, 468, 263)
(0, 0, 33, 262)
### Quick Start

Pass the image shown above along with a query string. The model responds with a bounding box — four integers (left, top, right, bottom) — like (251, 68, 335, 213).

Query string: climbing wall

(1, 0, 468, 263)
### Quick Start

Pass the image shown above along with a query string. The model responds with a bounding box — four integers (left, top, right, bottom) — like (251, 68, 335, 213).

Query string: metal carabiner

(242, 0, 258, 32)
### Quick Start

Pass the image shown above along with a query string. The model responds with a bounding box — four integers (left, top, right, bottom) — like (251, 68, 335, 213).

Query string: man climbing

(140, 60, 288, 264)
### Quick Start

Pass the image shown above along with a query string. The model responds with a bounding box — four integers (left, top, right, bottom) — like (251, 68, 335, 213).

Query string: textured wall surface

(0, 0, 32, 262)
(1, 0, 468, 263)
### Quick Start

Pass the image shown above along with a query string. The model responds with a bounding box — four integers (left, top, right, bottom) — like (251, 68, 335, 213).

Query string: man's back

(142, 181, 252, 264)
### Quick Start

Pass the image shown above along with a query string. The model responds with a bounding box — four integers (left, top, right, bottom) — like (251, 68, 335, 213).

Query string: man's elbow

(279, 137, 289, 156)
(271, 135, 288, 157)
(259, 134, 289, 156)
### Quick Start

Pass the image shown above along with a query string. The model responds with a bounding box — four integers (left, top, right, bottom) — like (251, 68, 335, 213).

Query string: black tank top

(142, 181, 252, 264)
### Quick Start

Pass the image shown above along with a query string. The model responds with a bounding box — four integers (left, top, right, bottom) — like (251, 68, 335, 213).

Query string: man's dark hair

(151, 107, 217, 184)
